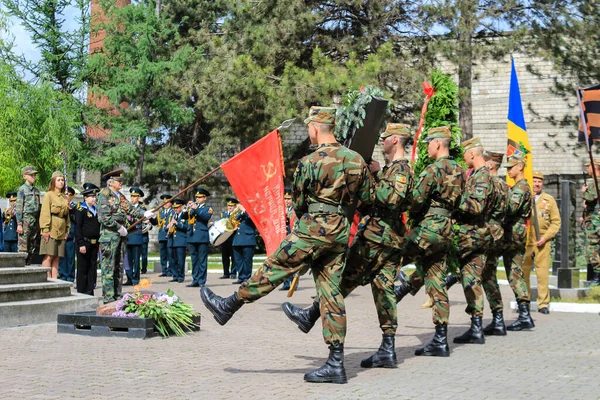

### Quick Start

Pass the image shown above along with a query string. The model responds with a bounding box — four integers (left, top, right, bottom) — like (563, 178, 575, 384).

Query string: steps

(0, 252, 99, 328)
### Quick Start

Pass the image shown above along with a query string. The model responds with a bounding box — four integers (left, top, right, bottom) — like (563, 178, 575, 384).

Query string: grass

(551, 286, 600, 304)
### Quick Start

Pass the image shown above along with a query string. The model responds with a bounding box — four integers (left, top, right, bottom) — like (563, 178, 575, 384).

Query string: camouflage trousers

(402, 225, 452, 326)
(502, 241, 530, 303)
(584, 220, 600, 273)
(238, 214, 349, 345)
(457, 225, 490, 317)
(100, 236, 127, 304)
(17, 213, 39, 255)
(338, 233, 403, 335)
(481, 245, 504, 312)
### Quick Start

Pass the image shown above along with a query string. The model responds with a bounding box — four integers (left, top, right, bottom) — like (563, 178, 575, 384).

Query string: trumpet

(4, 206, 14, 224)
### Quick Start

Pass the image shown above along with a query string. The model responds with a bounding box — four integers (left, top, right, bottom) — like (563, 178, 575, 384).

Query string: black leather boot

(360, 334, 397, 368)
(507, 302, 535, 331)
(591, 272, 600, 287)
(282, 301, 320, 334)
(483, 310, 507, 336)
(445, 274, 459, 289)
(200, 287, 243, 326)
(453, 316, 485, 344)
(304, 341, 347, 384)
(394, 271, 413, 303)
(415, 323, 450, 357)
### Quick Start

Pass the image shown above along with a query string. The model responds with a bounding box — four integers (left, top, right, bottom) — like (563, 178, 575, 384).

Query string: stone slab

(0, 279, 72, 302)
(0, 252, 26, 268)
(57, 311, 201, 339)
(0, 294, 99, 328)
(0, 266, 50, 285)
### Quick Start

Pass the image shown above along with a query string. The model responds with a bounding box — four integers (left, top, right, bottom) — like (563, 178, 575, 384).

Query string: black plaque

(346, 96, 389, 162)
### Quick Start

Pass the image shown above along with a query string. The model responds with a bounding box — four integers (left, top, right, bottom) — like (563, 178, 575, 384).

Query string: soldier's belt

(83, 238, 98, 244)
(427, 207, 452, 218)
(307, 202, 350, 217)
(370, 207, 401, 221)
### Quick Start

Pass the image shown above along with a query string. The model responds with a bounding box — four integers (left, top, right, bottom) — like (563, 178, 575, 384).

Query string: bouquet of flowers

(113, 287, 198, 337)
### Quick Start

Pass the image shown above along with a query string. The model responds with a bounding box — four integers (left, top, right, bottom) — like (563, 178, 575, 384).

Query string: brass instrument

(142, 221, 152, 234)
(4, 206, 14, 225)
(167, 214, 176, 236)
(225, 205, 242, 232)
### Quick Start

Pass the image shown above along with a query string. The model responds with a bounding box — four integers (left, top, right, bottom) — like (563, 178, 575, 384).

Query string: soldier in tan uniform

(522, 171, 560, 314)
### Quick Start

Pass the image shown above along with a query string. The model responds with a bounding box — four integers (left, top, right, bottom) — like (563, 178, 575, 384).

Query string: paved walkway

(1, 272, 599, 399)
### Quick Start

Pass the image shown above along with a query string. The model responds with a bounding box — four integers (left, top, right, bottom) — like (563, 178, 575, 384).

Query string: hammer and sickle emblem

(261, 162, 277, 182)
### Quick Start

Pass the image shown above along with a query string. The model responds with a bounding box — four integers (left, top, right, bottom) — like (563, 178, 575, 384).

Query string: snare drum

(209, 218, 235, 246)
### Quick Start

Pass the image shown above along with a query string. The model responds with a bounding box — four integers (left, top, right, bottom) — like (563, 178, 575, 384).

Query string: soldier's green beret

(380, 123, 411, 139)
(484, 151, 504, 165)
(304, 106, 336, 125)
(506, 153, 526, 168)
(423, 126, 451, 142)
(461, 137, 483, 151)
(51, 171, 64, 180)
(22, 166, 38, 175)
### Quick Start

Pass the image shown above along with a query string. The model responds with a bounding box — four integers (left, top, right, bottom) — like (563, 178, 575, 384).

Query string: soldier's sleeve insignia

(511, 193, 521, 202)
(396, 175, 407, 184)
(208, 207, 213, 214)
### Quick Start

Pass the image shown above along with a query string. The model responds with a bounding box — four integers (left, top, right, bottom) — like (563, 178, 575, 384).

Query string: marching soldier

(393, 126, 466, 357)
(201, 106, 373, 384)
(219, 198, 237, 279)
(522, 171, 561, 313)
(3, 192, 19, 252)
(125, 187, 145, 286)
(167, 198, 188, 283)
(582, 161, 600, 287)
(58, 186, 77, 283)
(187, 187, 213, 288)
(97, 169, 153, 303)
(16, 166, 41, 264)
(155, 194, 174, 277)
(231, 204, 257, 284)
(481, 151, 509, 336)
(282, 123, 414, 368)
(452, 138, 495, 345)
(502, 153, 535, 330)
(75, 183, 101, 295)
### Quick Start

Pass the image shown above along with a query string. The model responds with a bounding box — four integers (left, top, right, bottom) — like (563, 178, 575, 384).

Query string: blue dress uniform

(187, 187, 213, 287)
(169, 198, 188, 282)
(232, 209, 257, 284)
(58, 186, 77, 282)
(220, 198, 237, 279)
(154, 194, 174, 277)
(141, 202, 150, 274)
(126, 187, 145, 285)
(2, 192, 18, 252)
(0, 207, 4, 251)
(75, 183, 101, 295)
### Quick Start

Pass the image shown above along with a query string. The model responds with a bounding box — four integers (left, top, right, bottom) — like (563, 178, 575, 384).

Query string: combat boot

(590, 271, 600, 287)
(394, 271, 413, 303)
(282, 301, 320, 334)
(360, 334, 397, 368)
(483, 310, 507, 336)
(415, 323, 450, 357)
(200, 287, 243, 326)
(445, 274, 459, 290)
(453, 316, 485, 344)
(507, 302, 535, 331)
(304, 341, 347, 384)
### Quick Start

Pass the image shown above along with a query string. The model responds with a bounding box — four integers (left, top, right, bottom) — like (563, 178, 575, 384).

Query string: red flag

(221, 130, 287, 255)
(411, 81, 435, 161)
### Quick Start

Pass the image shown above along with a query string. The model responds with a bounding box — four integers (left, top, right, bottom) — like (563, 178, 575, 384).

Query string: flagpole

(577, 88, 600, 207)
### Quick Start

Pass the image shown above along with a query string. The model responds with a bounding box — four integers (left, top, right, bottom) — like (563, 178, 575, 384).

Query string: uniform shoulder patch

(396, 175, 407, 184)
(208, 207, 213, 214)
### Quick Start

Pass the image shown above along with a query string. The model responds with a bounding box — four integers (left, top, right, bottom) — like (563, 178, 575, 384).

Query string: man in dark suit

(232, 203, 256, 284)
(2, 192, 18, 252)
(187, 187, 213, 287)
(125, 187, 145, 285)
(75, 183, 101, 295)
(167, 198, 188, 283)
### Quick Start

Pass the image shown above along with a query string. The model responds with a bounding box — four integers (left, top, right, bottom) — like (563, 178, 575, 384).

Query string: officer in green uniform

(201, 106, 373, 384)
(502, 153, 535, 330)
(393, 126, 466, 357)
(480, 151, 509, 336)
(281, 123, 414, 369)
(452, 137, 495, 345)
(16, 166, 41, 264)
(97, 169, 153, 303)
(582, 160, 600, 286)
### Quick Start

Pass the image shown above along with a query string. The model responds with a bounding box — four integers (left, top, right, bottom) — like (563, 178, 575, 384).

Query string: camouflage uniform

(481, 174, 509, 312)
(455, 163, 494, 317)
(339, 156, 413, 335)
(582, 178, 600, 275)
(238, 141, 373, 345)
(16, 181, 41, 255)
(501, 178, 532, 302)
(97, 186, 146, 303)
(403, 154, 465, 325)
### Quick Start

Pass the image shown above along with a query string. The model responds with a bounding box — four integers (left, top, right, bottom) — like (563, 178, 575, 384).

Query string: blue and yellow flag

(506, 58, 533, 188)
